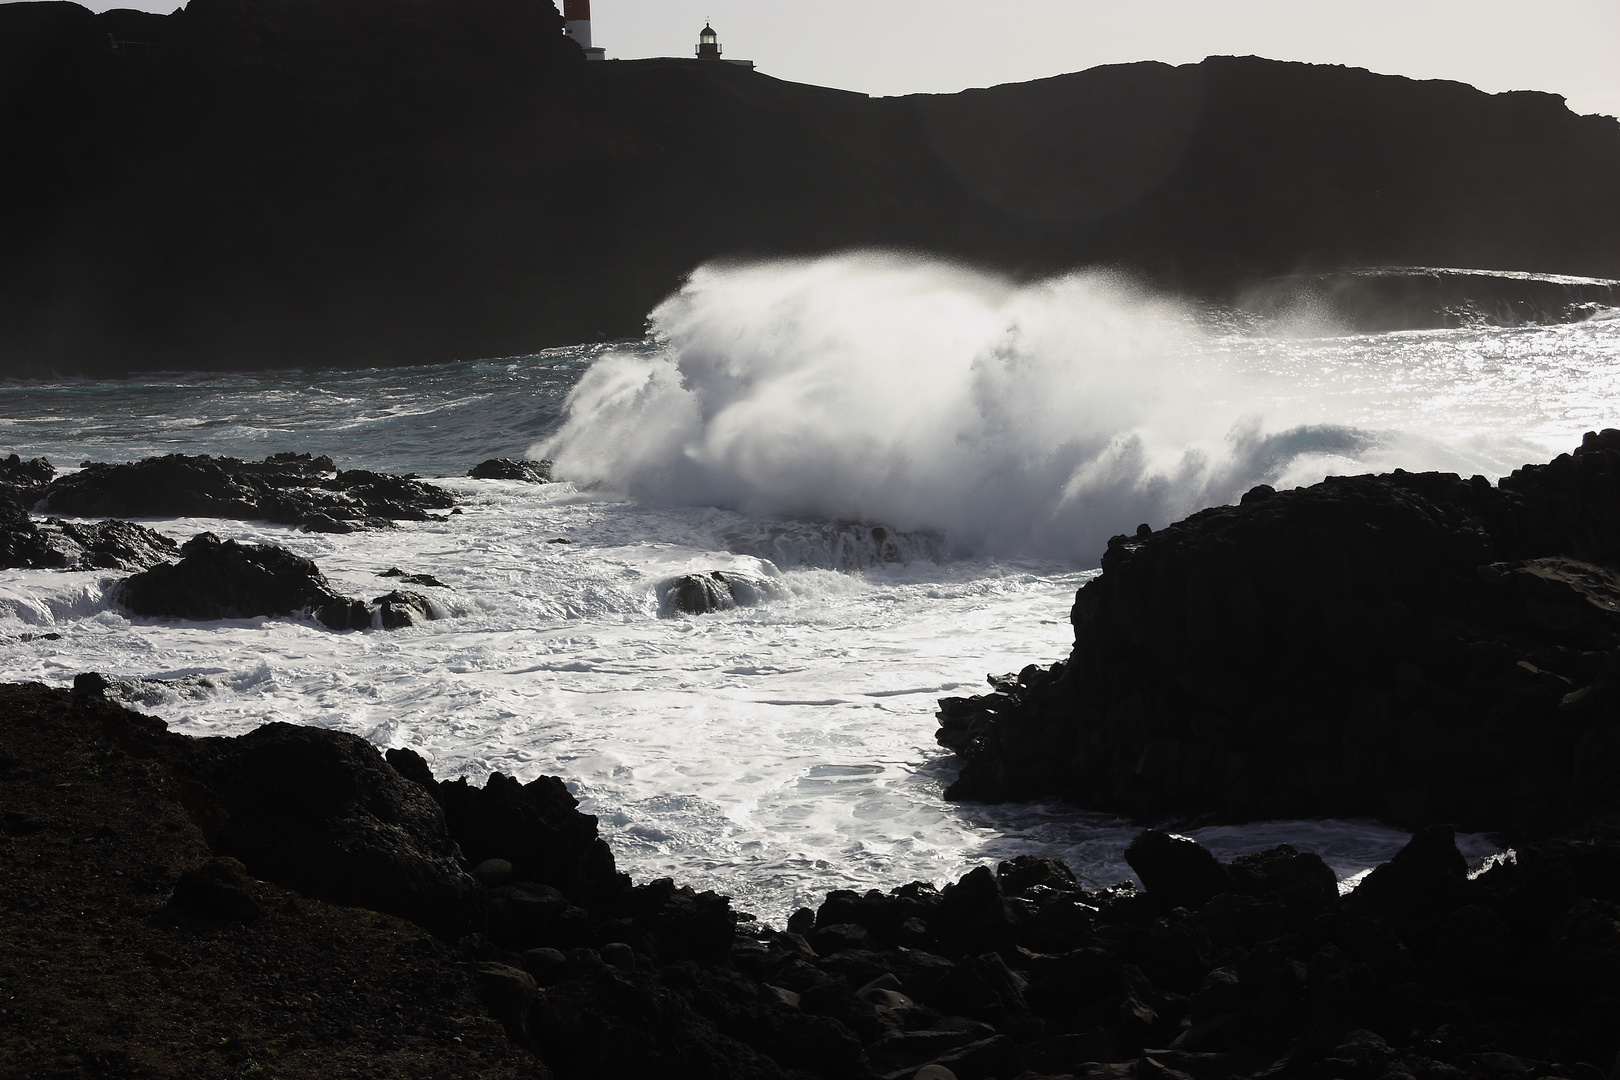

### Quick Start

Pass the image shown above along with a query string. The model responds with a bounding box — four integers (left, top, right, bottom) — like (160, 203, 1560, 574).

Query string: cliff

(2, 0, 1619, 378)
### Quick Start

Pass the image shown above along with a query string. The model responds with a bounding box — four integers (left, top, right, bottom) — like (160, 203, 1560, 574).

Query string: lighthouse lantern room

(696, 23, 721, 60)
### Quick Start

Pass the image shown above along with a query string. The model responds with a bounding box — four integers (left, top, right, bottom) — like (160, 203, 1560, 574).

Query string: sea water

(3, 255, 1616, 922)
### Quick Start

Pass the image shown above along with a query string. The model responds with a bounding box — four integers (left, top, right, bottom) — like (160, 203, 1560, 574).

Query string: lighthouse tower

(695, 22, 752, 68)
(563, 0, 606, 60)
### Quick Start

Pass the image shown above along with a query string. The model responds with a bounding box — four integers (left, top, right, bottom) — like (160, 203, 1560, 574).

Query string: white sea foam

(536, 255, 1598, 564)
(3, 256, 1618, 922)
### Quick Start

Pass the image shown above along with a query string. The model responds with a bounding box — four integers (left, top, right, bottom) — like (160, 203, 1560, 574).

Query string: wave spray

(535, 254, 1528, 564)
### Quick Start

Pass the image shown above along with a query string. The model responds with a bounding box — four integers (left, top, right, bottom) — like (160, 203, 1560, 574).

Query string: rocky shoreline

(4, 680, 1619, 1079)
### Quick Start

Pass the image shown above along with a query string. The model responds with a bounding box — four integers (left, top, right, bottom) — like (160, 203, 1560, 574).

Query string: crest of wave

(535, 253, 1433, 564)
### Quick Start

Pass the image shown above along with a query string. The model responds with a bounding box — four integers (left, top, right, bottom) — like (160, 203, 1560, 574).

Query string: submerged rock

(942, 431, 1620, 836)
(373, 589, 437, 628)
(40, 452, 455, 531)
(468, 458, 552, 483)
(661, 570, 786, 616)
(378, 566, 449, 587)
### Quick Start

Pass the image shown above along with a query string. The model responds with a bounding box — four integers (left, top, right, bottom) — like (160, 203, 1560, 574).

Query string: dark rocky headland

(2, 0, 1618, 378)
(937, 431, 1620, 842)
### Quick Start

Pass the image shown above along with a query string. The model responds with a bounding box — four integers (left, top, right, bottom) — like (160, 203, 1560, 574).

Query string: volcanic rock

(0, 681, 533, 1079)
(0, 453, 53, 502)
(40, 453, 454, 531)
(379, 566, 449, 587)
(661, 570, 787, 616)
(429, 767, 630, 911)
(469, 458, 553, 483)
(0, 491, 178, 571)
(941, 431, 1620, 836)
(116, 532, 372, 630)
(173, 720, 481, 938)
(373, 588, 437, 628)
(11, 682, 1620, 1079)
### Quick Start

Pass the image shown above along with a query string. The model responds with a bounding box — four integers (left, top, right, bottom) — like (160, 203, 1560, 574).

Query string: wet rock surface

(470, 458, 554, 483)
(941, 431, 1620, 837)
(114, 532, 446, 631)
(40, 452, 455, 532)
(8, 683, 1620, 1077)
(0, 452, 54, 503)
(662, 570, 788, 616)
(116, 532, 372, 629)
(1, 488, 179, 571)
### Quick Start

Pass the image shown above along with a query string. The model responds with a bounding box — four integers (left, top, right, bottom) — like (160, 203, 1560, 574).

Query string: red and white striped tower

(563, 0, 593, 51)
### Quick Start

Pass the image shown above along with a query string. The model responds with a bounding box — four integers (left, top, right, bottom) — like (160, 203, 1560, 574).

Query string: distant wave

(534, 254, 1543, 564)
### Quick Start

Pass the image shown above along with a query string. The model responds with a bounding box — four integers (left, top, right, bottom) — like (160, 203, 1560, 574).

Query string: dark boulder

(385, 745, 439, 790)
(1225, 843, 1340, 913)
(35, 516, 180, 571)
(1340, 825, 1470, 942)
(468, 458, 552, 483)
(116, 532, 371, 630)
(1125, 830, 1233, 911)
(373, 589, 437, 628)
(40, 453, 454, 531)
(177, 721, 480, 938)
(164, 856, 265, 923)
(661, 570, 787, 616)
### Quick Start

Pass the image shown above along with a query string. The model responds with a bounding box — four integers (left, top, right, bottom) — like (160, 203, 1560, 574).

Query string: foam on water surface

(4, 255, 1618, 922)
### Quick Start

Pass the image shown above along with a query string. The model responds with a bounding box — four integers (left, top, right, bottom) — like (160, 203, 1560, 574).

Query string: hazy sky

(60, 0, 1620, 118)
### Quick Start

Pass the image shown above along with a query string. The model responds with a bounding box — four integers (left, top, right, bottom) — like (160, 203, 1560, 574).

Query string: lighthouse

(696, 22, 721, 60)
(695, 22, 753, 69)
(563, 0, 606, 61)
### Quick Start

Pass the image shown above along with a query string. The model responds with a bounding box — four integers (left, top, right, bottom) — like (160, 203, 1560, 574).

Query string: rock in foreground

(942, 432, 1620, 837)
(0, 682, 539, 1079)
(7, 682, 1620, 1078)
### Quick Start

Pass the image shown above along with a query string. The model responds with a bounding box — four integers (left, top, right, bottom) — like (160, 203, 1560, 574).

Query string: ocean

(3, 254, 1616, 923)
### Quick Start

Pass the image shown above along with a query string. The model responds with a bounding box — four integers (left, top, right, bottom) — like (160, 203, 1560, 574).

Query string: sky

(57, 0, 1620, 118)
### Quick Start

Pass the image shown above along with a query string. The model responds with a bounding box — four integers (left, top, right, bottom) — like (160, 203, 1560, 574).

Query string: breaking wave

(535, 253, 1541, 564)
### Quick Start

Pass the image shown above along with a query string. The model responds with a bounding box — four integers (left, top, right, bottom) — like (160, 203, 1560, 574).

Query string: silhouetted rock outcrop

(2, 0, 1616, 377)
(940, 431, 1620, 838)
